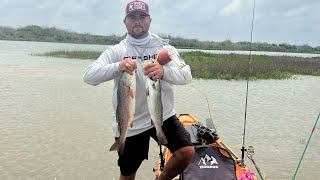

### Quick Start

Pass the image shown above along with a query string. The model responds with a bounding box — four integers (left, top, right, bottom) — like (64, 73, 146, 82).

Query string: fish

(109, 71, 135, 155)
(146, 78, 168, 145)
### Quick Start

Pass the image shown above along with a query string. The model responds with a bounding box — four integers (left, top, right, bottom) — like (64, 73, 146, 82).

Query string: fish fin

(152, 82, 156, 90)
(130, 121, 133, 128)
(129, 88, 135, 98)
(151, 119, 154, 126)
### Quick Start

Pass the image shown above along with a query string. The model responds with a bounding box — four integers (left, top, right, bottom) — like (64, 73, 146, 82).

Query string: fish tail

(109, 142, 121, 151)
(157, 132, 168, 145)
(109, 141, 125, 155)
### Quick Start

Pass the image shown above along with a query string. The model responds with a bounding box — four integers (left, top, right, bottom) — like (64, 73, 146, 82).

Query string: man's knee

(174, 146, 195, 164)
(120, 172, 136, 180)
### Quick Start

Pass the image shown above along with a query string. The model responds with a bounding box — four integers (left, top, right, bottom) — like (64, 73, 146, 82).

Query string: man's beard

(129, 26, 148, 39)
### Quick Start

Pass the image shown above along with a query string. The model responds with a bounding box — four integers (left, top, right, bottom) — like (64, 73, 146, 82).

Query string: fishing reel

(193, 124, 219, 144)
(246, 145, 255, 158)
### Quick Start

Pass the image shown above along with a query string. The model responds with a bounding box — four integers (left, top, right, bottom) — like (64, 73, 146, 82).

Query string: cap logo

(128, 2, 146, 12)
(126, 0, 149, 16)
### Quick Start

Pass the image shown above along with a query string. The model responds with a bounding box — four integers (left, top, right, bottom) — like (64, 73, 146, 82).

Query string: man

(83, 1, 194, 179)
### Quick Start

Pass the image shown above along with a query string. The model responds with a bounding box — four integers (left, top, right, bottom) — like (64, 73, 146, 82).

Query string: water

(0, 40, 319, 180)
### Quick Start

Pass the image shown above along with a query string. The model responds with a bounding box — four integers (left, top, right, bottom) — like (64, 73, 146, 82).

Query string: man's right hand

(119, 58, 137, 75)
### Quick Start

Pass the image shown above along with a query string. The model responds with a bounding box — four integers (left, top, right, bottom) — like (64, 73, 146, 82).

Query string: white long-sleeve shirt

(83, 33, 192, 137)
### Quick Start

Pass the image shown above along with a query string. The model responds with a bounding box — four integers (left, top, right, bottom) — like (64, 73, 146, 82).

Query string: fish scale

(146, 78, 168, 145)
(109, 72, 135, 155)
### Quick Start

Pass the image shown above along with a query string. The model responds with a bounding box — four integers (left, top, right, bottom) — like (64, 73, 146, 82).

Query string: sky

(1, 0, 319, 46)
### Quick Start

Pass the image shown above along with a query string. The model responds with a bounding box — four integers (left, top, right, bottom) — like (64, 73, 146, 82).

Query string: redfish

(110, 72, 135, 155)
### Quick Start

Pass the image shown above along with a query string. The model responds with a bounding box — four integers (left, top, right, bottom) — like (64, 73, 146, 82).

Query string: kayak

(155, 114, 257, 180)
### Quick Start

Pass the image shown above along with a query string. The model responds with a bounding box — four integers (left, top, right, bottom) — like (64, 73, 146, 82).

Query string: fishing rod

(292, 112, 320, 180)
(246, 146, 265, 180)
(240, 0, 266, 179)
(241, 0, 255, 167)
(239, 1, 269, 179)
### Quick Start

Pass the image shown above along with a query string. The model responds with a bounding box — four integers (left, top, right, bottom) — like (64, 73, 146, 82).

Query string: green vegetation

(33, 50, 100, 60)
(180, 51, 320, 80)
(1, 25, 320, 54)
(34, 50, 320, 80)
(0, 25, 123, 45)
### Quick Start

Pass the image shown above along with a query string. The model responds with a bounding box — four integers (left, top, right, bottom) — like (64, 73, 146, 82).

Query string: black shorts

(117, 114, 192, 176)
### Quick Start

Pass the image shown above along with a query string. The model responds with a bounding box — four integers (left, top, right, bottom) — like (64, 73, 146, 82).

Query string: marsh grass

(33, 50, 320, 80)
(181, 51, 320, 80)
(33, 50, 101, 60)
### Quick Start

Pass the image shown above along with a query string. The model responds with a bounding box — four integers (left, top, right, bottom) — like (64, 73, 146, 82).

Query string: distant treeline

(1, 25, 320, 54)
(0, 25, 122, 45)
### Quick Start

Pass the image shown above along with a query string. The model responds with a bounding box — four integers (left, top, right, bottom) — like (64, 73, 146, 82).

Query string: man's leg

(119, 172, 137, 180)
(116, 129, 153, 180)
(158, 146, 194, 180)
(156, 115, 195, 180)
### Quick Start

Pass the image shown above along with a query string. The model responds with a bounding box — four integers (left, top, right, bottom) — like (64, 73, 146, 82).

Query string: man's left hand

(144, 62, 164, 80)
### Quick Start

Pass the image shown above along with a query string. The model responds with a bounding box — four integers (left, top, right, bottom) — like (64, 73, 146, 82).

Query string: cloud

(283, 2, 320, 19)
(0, 0, 319, 46)
(284, 6, 310, 18)
(219, 0, 241, 16)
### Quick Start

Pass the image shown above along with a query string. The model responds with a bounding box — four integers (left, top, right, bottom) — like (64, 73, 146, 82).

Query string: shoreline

(33, 50, 320, 80)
